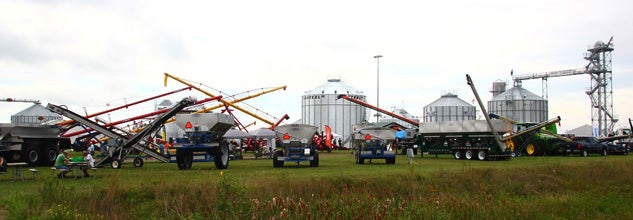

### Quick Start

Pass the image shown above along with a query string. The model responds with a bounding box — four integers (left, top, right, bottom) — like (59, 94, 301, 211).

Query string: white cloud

(1, 0, 632, 136)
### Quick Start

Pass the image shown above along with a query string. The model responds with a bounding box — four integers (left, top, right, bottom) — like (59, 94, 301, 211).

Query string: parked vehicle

(273, 124, 319, 167)
(560, 136, 608, 157)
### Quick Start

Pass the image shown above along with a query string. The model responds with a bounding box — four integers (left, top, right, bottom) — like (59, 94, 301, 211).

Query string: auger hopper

(272, 124, 319, 167)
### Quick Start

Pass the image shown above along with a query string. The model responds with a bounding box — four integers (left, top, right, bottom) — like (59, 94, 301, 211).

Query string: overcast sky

(1, 0, 632, 134)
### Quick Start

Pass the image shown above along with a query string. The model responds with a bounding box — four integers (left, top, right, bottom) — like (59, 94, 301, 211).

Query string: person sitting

(82, 151, 95, 177)
(54, 150, 70, 178)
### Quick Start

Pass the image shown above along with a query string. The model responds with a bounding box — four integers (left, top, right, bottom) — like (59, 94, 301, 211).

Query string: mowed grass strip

(1, 151, 632, 219)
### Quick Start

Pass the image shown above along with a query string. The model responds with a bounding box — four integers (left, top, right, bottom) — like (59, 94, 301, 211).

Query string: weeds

(1, 155, 632, 219)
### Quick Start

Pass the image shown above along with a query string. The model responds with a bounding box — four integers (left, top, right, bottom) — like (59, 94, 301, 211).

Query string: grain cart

(171, 113, 235, 170)
(0, 124, 71, 166)
(273, 124, 319, 167)
(351, 127, 397, 164)
(416, 74, 564, 161)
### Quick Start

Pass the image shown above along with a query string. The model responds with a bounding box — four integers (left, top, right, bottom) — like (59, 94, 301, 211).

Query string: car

(561, 136, 608, 157)
(605, 143, 629, 155)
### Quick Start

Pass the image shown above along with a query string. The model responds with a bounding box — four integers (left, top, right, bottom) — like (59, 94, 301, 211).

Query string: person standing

(406, 144, 415, 165)
(82, 151, 95, 177)
(88, 141, 96, 156)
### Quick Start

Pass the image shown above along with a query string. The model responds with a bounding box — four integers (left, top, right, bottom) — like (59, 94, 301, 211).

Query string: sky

(1, 0, 632, 134)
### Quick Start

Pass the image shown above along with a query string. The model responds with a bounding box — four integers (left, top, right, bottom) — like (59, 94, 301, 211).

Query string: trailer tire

(133, 157, 144, 167)
(465, 150, 474, 160)
(477, 150, 488, 161)
(273, 151, 284, 167)
(44, 147, 58, 166)
(111, 159, 122, 169)
(214, 141, 230, 169)
(385, 157, 395, 164)
(183, 151, 193, 170)
(24, 146, 40, 166)
(356, 152, 364, 164)
(453, 151, 462, 160)
(176, 150, 185, 170)
(310, 150, 319, 167)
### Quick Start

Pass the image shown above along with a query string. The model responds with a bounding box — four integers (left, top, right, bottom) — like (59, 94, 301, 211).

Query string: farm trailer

(273, 124, 319, 167)
(170, 113, 235, 170)
(0, 124, 71, 166)
(351, 126, 397, 164)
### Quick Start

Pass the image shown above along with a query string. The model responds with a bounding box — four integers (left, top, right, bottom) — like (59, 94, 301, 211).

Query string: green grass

(1, 151, 632, 219)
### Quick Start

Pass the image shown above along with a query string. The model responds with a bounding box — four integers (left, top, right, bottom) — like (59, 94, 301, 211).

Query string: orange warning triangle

(185, 121, 193, 129)
(364, 134, 371, 140)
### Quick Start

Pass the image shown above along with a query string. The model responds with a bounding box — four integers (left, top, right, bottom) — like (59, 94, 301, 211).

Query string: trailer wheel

(214, 141, 230, 169)
(385, 157, 395, 164)
(273, 151, 284, 167)
(310, 150, 319, 167)
(111, 159, 122, 169)
(176, 150, 185, 170)
(453, 151, 462, 160)
(465, 150, 474, 160)
(477, 150, 488, 161)
(24, 146, 40, 166)
(183, 151, 193, 170)
(355, 152, 364, 164)
(44, 147, 58, 166)
(581, 149, 588, 157)
(133, 157, 144, 167)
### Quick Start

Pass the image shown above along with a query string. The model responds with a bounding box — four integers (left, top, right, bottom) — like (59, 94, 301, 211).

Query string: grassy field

(1, 151, 633, 219)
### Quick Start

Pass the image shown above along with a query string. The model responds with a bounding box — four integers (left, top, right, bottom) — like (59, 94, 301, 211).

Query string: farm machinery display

(351, 127, 397, 164)
(171, 113, 235, 170)
(417, 75, 566, 160)
(492, 114, 572, 156)
(0, 123, 71, 166)
(0, 98, 72, 166)
(47, 96, 213, 168)
(272, 124, 319, 167)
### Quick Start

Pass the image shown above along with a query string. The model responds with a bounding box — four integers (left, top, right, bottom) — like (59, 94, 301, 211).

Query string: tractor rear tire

(214, 141, 230, 169)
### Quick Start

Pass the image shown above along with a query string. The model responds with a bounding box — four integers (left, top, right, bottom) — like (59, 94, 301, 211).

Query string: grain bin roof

(424, 93, 473, 108)
(304, 78, 364, 95)
(13, 104, 60, 118)
(490, 85, 543, 101)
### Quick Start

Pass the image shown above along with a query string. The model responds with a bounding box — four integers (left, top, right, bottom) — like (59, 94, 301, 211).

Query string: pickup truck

(560, 136, 608, 157)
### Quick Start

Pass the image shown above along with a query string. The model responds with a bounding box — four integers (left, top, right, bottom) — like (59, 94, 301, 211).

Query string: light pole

(374, 55, 382, 123)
